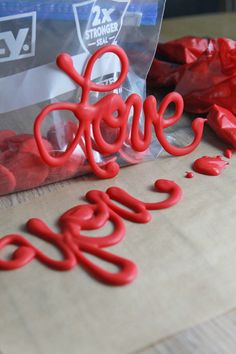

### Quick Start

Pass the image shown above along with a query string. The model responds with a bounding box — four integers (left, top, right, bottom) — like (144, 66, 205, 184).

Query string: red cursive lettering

(0, 179, 182, 286)
(34, 45, 207, 179)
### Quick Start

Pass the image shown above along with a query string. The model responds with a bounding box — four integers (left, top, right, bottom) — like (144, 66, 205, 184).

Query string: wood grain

(135, 308, 236, 354)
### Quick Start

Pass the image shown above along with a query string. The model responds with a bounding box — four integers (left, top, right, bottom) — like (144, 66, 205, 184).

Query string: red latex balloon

(148, 37, 236, 115)
(157, 36, 210, 64)
(207, 105, 236, 148)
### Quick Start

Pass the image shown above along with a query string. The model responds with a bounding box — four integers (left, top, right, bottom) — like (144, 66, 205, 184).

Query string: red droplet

(193, 155, 229, 176)
(185, 171, 194, 178)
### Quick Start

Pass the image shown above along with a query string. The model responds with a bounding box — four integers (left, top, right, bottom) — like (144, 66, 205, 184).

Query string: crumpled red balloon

(148, 36, 236, 115)
(207, 104, 236, 148)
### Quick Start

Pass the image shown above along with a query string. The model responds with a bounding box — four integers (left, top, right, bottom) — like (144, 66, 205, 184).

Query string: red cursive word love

(0, 179, 182, 286)
(34, 45, 207, 179)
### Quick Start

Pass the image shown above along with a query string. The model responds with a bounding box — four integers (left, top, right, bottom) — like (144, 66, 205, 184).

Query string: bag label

(73, 0, 130, 53)
(0, 12, 36, 63)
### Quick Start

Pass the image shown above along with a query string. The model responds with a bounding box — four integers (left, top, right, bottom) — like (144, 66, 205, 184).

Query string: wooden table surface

(1, 12, 236, 354)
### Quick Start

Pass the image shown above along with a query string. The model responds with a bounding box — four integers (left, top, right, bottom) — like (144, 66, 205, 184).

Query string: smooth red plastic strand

(0, 179, 182, 286)
(34, 45, 206, 179)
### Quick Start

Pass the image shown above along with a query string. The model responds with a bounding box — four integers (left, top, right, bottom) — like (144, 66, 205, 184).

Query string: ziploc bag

(0, 0, 166, 196)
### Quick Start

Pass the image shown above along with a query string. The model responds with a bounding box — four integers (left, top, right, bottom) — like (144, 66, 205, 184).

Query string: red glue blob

(46, 151, 85, 183)
(193, 156, 229, 176)
(19, 137, 53, 156)
(47, 121, 79, 150)
(0, 150, 14, 165)
(5, 134, 34, 151)
(0, 130, 16, 151)
(3, 133, 52, 156)
(0, 164, 16, 194)
(4, 152, 49, 190)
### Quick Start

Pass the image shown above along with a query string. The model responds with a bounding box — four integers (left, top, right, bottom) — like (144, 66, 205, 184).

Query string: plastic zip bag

(0, 0, 166, 196)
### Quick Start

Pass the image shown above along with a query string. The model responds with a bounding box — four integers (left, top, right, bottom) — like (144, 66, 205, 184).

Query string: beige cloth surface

(1, 120, 236, 354)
